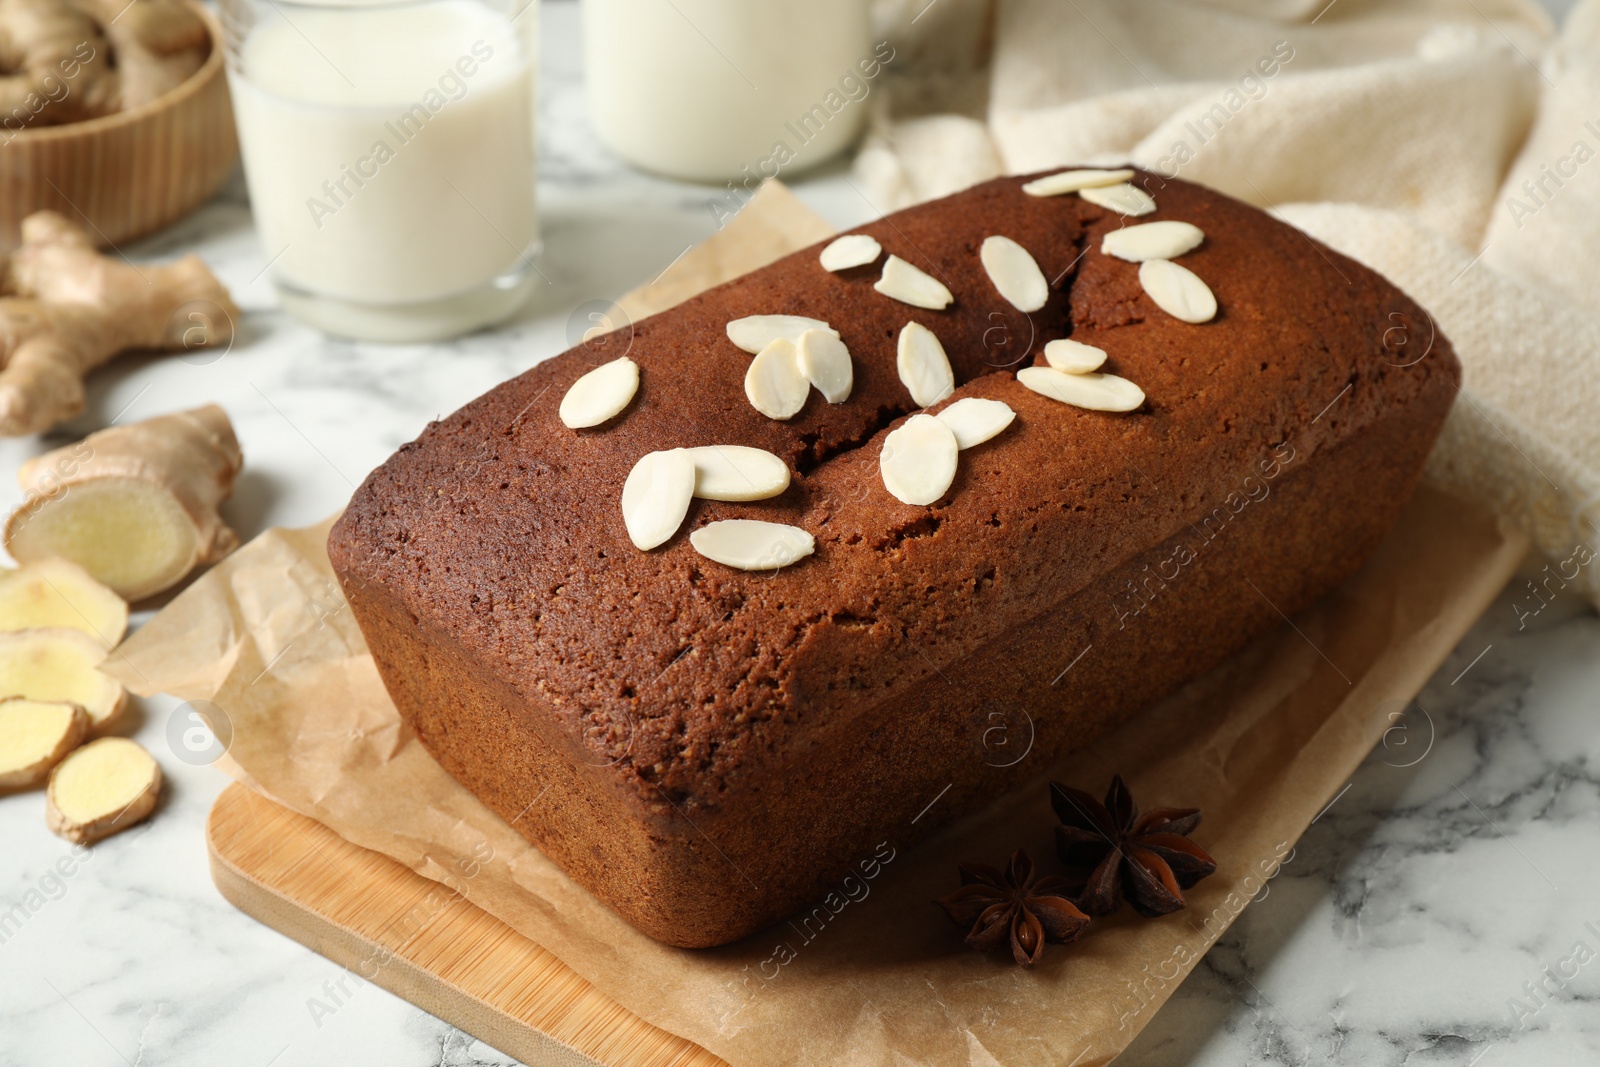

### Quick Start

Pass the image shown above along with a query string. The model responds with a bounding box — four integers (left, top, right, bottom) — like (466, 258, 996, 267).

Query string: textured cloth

(861, 0, 1600, 602)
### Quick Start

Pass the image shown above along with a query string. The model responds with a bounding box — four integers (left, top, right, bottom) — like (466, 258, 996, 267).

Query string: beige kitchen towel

(861, 0, 1600, 603)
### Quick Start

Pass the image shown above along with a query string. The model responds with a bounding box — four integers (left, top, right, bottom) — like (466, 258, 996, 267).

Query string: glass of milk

(220, 0, 539, 342)
(583, 0, 875, 184)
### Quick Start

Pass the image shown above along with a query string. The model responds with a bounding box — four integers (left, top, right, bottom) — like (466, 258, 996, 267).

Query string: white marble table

(3, 2, 1597, 1064)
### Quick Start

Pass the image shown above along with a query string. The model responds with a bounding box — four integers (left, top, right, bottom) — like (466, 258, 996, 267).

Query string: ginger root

(46, 736, 160, 843)
(82, 0, 208, 111)
(0, 697, 88, 790)
(0, 212, 237, 437)
(5, 403, 242, 600)
(0, 0, 207, 131)
(0, 626, 126, 731)
(0, 556, 127, 646)
(0, 0, 115, 125)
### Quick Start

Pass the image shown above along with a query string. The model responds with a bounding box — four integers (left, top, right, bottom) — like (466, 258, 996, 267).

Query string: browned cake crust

(328, 170, 1459, 948)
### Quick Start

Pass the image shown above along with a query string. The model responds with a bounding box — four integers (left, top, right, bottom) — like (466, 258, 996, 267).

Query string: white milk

(229, 0, 537, 340)
(583, 0, 875, 184)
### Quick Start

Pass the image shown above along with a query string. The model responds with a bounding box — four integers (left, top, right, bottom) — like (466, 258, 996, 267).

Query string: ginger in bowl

(0, 0, 237, 249)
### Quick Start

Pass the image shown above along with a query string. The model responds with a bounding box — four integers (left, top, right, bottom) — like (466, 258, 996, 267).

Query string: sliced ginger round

(46, 737, 161, 844)
(0, 558, 128, 647)
(0, 627, 127, 732)
(0, 698, 88, 790)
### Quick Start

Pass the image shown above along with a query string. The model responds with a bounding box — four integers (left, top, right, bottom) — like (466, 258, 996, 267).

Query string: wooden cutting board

(206, 782, 724, 1067)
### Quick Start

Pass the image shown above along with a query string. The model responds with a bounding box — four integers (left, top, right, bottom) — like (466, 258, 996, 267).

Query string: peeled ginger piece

(0, 558, 128, 648)
(0, 699, 89, 790)
(46, 737, 161, 844)
(4, 405, 243, 602)
(0, 628, 127, 732)
(6, 479, 203, 602)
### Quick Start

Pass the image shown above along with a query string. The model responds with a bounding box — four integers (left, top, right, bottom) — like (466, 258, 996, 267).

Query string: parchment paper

(107, 183, 1530, 1067)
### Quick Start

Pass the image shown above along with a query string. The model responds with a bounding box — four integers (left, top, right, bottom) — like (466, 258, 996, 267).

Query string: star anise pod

(1051, 774, 1217, 918)
(935, 848, 1090, 967)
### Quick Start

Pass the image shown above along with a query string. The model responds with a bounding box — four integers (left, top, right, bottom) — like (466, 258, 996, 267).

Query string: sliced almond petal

(819, 234, 882, 272)
(744, 338, 810, 420)
(1018, 366, 1145, 412)
(1021, 168, 1135, 197)
(726, 315, 838, 354)
(896, 322, 956, 408)
(880, 413, 959, 505)
(1138, 259, 1218, 324)
(980, 235, 1049, 313)
(874, 255, 954, 310)
(685, 446, 791, 501)
(1101, 221, 1205, 262)
(936, 397, 1016, 449)
(559, 357, 640, 429)
(795, 329, 853, 403)
(622, 449, 696, 550)
(1079, 183, 1156, 217)
(1043, 338, 1107, 374)
(689, 519, 815, 571)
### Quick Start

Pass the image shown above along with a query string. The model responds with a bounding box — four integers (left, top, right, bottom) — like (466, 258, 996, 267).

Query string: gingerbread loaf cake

(328, 169, 1459, 948)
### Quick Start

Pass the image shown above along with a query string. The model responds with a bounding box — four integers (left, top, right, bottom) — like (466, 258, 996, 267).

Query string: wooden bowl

(0, 0, 239, 251)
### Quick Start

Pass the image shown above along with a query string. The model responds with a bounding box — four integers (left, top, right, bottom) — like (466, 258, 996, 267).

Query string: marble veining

(1, 2, 1596, 1064)
(1121, 585, 1600, 1066)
